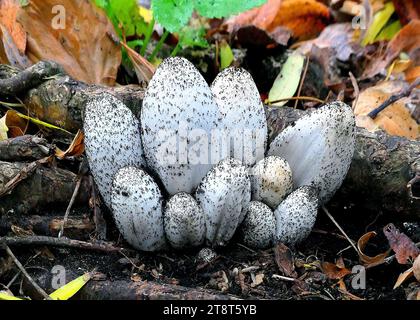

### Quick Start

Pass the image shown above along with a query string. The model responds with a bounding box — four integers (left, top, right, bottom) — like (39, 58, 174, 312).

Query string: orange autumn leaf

(15, 0, 121, 85)
(226, 0, 331, 41)
(4, 110, 28, 139)
(357, 231, 390, 268)
(0, 0, 26, 54)
(321, 259, 351, 280)
(405, 66, 420, 84)
(354, 81, 419, 140)
(55, 130, 85, 159)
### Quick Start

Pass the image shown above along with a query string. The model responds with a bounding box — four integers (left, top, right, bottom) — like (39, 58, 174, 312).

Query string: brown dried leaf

(384, 223, 420, 265)
(17, 0, 122, 85)
(354, 81, 419, 139)
(120, 40, 155, 86)
(393, 267, 414, 289)
(55, 130, 85, 159)
(250, 273, 264, 288)
(363, 20, 420, 79)
(414, 255, 420, 282)
(226, 0, 331, 41)
(3, 109, 28, 139)
(0, 0, 26, 54)
(392, 0, 420, 25)
(273, 243, 297, 278)
(357, 231, 390, 268)
(321, 260, 351, 280)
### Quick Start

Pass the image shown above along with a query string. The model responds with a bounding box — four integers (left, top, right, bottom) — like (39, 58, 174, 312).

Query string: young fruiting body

(268, 101, 355, 204)
(164, 193, 206, 249)
(251, 156, 293, 209)
(141, 57, 221, 196)
(240, 201, 276, 249)
(274, 186, 318, 246)
(211, 67, 267, 166)
(196, 158, 251, 247)
(111, 166, 166, 252)
(84, 93, 145, 208)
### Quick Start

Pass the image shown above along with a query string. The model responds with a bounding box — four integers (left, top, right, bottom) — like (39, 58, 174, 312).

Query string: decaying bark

(78, 280, 236, 300)
(0, 214, 94, 239)
(0, 135, 53, 162)
(266, 107, 420, 217)
(0, 160, 90, 215)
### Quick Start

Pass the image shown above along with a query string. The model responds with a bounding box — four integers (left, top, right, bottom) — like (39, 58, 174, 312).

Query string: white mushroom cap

(84, 93, 145, 209)
(141, 57, 222, 196)
(111, 166, 166, 252)
(196, 158, 251, 247)
(268, 101, 356, 204)
(251, 156, 293, 208)
(240, 201, 276, 249)
(164, 192, 206, 249)
(211, 67, 267, 166)
(274, 186, 318, 246)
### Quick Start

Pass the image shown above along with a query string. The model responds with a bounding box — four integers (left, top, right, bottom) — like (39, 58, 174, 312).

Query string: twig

(368, 77, 420, 119)
(349, 72, 360, 111)
(58, 177, 82, 238)
(322, 206, 359, 255)
(0, 156, 52, 198)
(272, 274, 296, 282)
(2, 244, 51, 300)
(294, 56, 310, 109)
(267, 96, 325, 105)
(1, 236, 127, 253)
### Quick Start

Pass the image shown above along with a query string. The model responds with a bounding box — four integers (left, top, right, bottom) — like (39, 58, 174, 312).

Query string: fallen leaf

(354, 81, 419, 139)
(0, 113, 8, 141)
(405, 66, 420, 83)
(268, 52, 305, 106)
(321, 260, 351, 280)
(232, 24, 292, 47)
(119, 40, 155, 86)
(219, 40, 234, 70)
(0, 0, 26, 55)
(49, 272, 92, 300)
(55, 130, 85, 159)
(273, 243, 297, 278)
(357, 231, 391, 268)
(251, 273, 264, 287)
(16, 0, 122, 85)
(384, 223, 420, 264)
(363, 20, 420, 79)
(226, 0, 331, 41)
(361, 1, 395, 46)
(392, 0, 420, 25)
(297, 23, 361, 63)
(393, 267, 414, 289)
(414, 255, 420, 282)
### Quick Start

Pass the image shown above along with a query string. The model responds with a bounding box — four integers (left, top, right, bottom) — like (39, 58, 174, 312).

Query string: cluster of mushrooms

(83, 57, 356, 252)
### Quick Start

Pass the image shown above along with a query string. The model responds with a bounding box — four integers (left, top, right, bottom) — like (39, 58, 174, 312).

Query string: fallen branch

(1, 244, 51, 300)
(0, 160, 90, 215)
(0, 61, 63, 97)
(368, 77, 420, 119)
(78, 279, 237, 300)
(0, 135, 52, 161)
(0, 156, 52, 198)
(1, 236, 125, 253)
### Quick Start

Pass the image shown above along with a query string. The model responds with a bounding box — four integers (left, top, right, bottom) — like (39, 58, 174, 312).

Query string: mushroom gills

(268, 101, 356, 204)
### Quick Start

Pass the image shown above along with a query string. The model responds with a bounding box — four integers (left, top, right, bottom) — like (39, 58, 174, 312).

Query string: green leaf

(152, 0, 194, 33)
(49, 273, 92, 300)
(268, 53, 305, 107)
(94, 0, 148, 37)
(178, 26, 209, 49)
(361, 2, 395, 46)
(220, 41, 234, 70)
(194, 0, 266, 18)
(375, 19, 401, 42)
